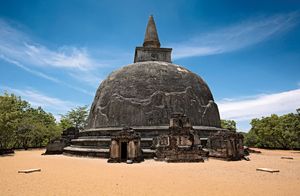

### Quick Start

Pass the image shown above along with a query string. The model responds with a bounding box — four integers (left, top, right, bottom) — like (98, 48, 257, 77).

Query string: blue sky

(0, 0, 300, 131)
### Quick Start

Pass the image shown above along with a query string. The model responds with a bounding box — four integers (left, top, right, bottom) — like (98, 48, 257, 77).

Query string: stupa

(63, 16, 243, 160)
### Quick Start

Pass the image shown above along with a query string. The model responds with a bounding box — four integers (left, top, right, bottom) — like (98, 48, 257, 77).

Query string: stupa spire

(143, 15, 161, 48)
(134, 15, 172, 63)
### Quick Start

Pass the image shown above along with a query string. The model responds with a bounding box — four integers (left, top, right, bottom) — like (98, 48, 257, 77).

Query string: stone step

(63, 146, 110, 158)
(77, 136, 112, 139)
(142, 149, 156, 153)
(63, 144, 155, 159)
(141, 138, 153, 141)
(71, 137, 153, 148)
(66, 145, 153, 153)
(64, 146, 109, 152)
(142, 148, 156, 159)
(72, 138, 111, 142)
(70, 138, 111, 148)
(68, 145, 109, 150)
(73, 137, 153, 141)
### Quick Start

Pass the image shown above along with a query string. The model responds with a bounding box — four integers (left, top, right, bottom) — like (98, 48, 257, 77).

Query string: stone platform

(63, 125, 225, 158)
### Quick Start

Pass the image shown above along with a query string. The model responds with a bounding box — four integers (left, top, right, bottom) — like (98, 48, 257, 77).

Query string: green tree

(0, 92, 62, 151)
(0, 93, 29, 150)
(15, 106, 62, 148)
(60, 106, 89, 130)
(244, 129, 259, 147)
(221, 119, 237, 131)
(16, 116, 34, 149)
(245, 112, 300, 149)
(58, 118, 73, 130)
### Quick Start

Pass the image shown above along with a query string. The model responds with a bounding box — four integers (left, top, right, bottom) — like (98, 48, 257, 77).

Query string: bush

(245, 113, 300, 149)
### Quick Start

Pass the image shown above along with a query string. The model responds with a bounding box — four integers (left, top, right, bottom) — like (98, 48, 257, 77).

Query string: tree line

(221, 110, 300, 150)
(0, 93, 88, 153)
(244, 112, 300, 149)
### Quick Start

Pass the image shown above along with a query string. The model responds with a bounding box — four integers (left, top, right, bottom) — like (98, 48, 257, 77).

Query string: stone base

(208, 150, 243, 161)
(207, 131, 244, 161)
(44, 140, 66, 155)
(165, 156, 204, 163)
(107, 157, 144, 163)
(61, 126, 223, 159)
(156, 148, 206, 163)
(63, 146, 110, 158)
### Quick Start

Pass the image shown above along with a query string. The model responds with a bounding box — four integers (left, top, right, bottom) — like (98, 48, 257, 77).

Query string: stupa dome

(86, 15, 221, 129)
(86, 61, 221, 128)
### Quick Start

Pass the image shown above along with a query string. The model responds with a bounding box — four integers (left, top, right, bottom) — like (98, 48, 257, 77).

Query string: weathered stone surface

(45, 127, 79, 155)
(108, 127, 143, 163)
(154, 113, 207, 162)
(207, 131, 244, 161)
(18, 168, 41, 174)
(256, 168, 280, 173)
(134, 15, 171, 63)
(134, 47, 172, 63)
(45, 140, 66, 155)
(143, 15, 160, 48)
(87, 61, 221, 129)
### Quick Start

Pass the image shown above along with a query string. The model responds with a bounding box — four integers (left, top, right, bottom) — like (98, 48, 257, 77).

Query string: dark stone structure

(86, 15, 220, 129)
(134, 15, 172, 63)
(154, 113, 206, 162)
(60, 16, 244, 162)
(87, 62, 220, 128)
(206, 131, 244, 160)
(108, 127, 143, 163)
(45, 127, 78, 155)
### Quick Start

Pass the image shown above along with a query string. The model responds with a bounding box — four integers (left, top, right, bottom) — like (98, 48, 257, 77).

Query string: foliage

(221, 119, 237, 131)
(0, 93, 29, 150)
(0, 93, 62, 150)
(244, 113, 300, 149)
(59, 106, 89, 130)
(58, 118, 73, 131)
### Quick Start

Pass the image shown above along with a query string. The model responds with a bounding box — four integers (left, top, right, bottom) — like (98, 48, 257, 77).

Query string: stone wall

(134, 47, 172, 63)
(207, 131, 244, 160)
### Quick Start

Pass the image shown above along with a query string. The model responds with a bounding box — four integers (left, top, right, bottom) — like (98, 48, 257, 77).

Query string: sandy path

(0, 149, 299, 196)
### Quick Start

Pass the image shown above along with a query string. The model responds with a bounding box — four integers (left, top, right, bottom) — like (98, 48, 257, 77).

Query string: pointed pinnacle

(143, 15, 161, 48)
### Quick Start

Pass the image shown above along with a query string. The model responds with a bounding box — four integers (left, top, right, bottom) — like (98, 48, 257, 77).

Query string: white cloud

(0, 19, 99, 70)
(172, 12, 299, 59)
(68, 71, 102, 86)
(0, 18, 111, 89)
(0, 54, 61, 83)
(217, 88, 300, 122)
(0, 54, 94, 96)
(1, 86, 82, 120)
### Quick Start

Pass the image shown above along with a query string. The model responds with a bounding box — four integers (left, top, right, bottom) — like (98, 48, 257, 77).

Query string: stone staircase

(63, 135, 155, 159)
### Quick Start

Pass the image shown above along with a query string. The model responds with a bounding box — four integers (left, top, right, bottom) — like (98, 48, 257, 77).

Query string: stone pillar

(128, 140, 136, 159)
(110, 140, 119, 159)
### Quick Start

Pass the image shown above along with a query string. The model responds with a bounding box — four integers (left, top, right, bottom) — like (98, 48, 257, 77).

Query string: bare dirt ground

(0, 148, 299, 196)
